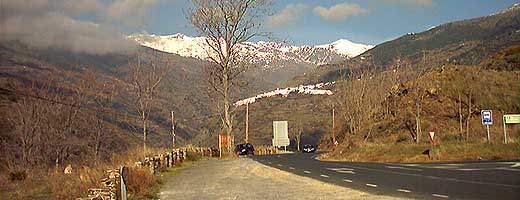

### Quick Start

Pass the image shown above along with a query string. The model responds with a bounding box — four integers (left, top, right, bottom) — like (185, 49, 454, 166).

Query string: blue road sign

(481, 110, 493, 125)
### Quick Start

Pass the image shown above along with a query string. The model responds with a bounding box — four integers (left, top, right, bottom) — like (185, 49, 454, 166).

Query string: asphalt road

(252, 153, 520, 200)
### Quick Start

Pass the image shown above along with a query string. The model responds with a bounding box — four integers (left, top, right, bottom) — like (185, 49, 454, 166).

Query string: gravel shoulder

(159, 157, 408, 200)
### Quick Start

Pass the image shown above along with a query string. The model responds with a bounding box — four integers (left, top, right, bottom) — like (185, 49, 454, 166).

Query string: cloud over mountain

(313, 2, 368, 22)
(266, 3, 309, 28)
(0, 0, 158, 55)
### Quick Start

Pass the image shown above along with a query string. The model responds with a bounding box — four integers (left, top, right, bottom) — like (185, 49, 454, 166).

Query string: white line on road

(320, 174, 330, 178)
(289, 167, 295, 170)
(386, 166, 422, 171)
(327, 162, 520, 188)
(336, 170, 356, 174)
(268, 162, 272, 164)
(304, 170, 311, 174)
(326, 167, 354, 171)
(366, 183, 378, 187)
(432, 194, 449, 198)
(397, 189, 411, 193)
(343, 179, 353, 183)
(277, 164, 283, 167)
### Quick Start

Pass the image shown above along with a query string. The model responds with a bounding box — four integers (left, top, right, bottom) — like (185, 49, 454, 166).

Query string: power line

(0, 87, 221, 122)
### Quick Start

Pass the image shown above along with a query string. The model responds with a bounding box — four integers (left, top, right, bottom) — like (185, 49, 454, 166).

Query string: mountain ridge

(129, 32, 373, 67)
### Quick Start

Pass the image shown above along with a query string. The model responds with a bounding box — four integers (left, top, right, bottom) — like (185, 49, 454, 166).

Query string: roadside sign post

(273, 121, 290, 150)
(481, 110, 493, 144)
(503, 114, 520, 144)
(428, 131, 435, 160)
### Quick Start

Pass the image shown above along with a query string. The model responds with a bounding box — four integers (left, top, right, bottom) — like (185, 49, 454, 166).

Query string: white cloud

(0, 0, 160, 54)
(382, 0, 435, 7)
(266, 3, 309, 28)
(107, 0, 158, 28)
(313, 2, 368, 22)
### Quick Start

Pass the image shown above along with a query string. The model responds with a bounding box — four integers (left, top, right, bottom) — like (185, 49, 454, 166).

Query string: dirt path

(159, 158, 408, 200)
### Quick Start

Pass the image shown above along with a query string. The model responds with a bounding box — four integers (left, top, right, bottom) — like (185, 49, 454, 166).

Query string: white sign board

(273, 121, 290, 147)
(428, 131, 435, 142)
(481, 110, 493, 125)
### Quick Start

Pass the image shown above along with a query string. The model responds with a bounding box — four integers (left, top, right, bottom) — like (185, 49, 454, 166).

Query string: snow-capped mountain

(129, 33, 373, 67)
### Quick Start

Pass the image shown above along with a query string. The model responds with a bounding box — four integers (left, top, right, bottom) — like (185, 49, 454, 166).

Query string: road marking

(386, 166, 422, 171)
(327, 162, 520, 189)
(326, 167, 354, 171)
(432, 194, 449, 198)
(343, 179, 353, 183)
(320, 174, 330, 178)
(289, 167, 295, 170)
(366, 183, 378, 187)
(397, 189, 411, 193)
(499, 167, 520, 172)
(336, 170, 356, 174)
(456, 168, 480, 171)
(304, 170, 311, 174)
(268, 162, 272, 164)
(510, 163, 520, 168)
(277, 164, 283, 167)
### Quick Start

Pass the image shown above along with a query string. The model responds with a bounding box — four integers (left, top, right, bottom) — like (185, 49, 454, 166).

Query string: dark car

(302, 145, 316, 153)
(234, 143, 255, 156)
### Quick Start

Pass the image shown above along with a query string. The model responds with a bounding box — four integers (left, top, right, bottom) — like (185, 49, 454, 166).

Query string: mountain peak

(129, 33, 374, 66)
(167, 33, 186, 39)
(317, 39, 374, 58)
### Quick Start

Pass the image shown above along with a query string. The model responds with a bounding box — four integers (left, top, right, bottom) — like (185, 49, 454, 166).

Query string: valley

(0, 1, 519, 199)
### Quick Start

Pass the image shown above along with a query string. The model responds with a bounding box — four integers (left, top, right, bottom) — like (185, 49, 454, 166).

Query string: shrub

(186, 151, 202, 161)
(125, 166, 156, 198)
(8, 170, 26, 181)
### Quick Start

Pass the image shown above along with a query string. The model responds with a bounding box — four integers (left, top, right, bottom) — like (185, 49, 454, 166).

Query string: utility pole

(171, 111, 175, 149)
(245, 103, 249, 143)
(332, 103, 336, 145)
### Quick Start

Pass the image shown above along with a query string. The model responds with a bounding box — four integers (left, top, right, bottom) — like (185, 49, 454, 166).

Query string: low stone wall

(135, 147, 216, 174)
(82, 169, 121, 200)
(254, 146, 279, 155)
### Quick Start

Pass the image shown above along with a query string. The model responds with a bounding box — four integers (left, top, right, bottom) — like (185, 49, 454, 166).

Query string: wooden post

(245, 103, 249, 143)
(332, 104, 336, 145)
(171, 111, 175, 149)
(486, 124, 491, 144)
(503, 116, 508, 144)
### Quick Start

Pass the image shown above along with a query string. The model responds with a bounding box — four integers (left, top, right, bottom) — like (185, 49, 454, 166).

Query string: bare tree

(187, 0, 270, 152)
(85, 70, 119, 161)
(6, 82, 50, 166)
(290, 120, 305, 152)
(401, 51, 434, 143)
(126, 52, 171, 152)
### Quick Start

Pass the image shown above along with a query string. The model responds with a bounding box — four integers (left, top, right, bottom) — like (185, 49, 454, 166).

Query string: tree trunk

(296, 131, 302, 152)
(171, 111, 175, 149)
(458, 91, 463, 141)
(416, 101, 421, 143)
(223, 69, 233, 153)
(143, 118, 147, 153)
(466, 92, 472, 142)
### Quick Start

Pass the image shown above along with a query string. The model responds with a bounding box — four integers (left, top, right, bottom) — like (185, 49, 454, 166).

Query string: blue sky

(140, 0, 518, 46)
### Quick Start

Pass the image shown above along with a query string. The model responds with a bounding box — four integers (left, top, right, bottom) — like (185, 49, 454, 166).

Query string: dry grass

(322, 141, 519, 163)
(0, 147, 182, 200)
(125, 166, 157, 199)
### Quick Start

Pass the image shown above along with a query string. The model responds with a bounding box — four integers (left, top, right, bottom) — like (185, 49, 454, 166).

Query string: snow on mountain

(129, 33, 373, 67)
(316, 39, 373, 58)
(234, 82, 334, 106)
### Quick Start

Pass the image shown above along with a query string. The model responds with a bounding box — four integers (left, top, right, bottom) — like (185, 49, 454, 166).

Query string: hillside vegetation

(244, 4, 520, 161)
